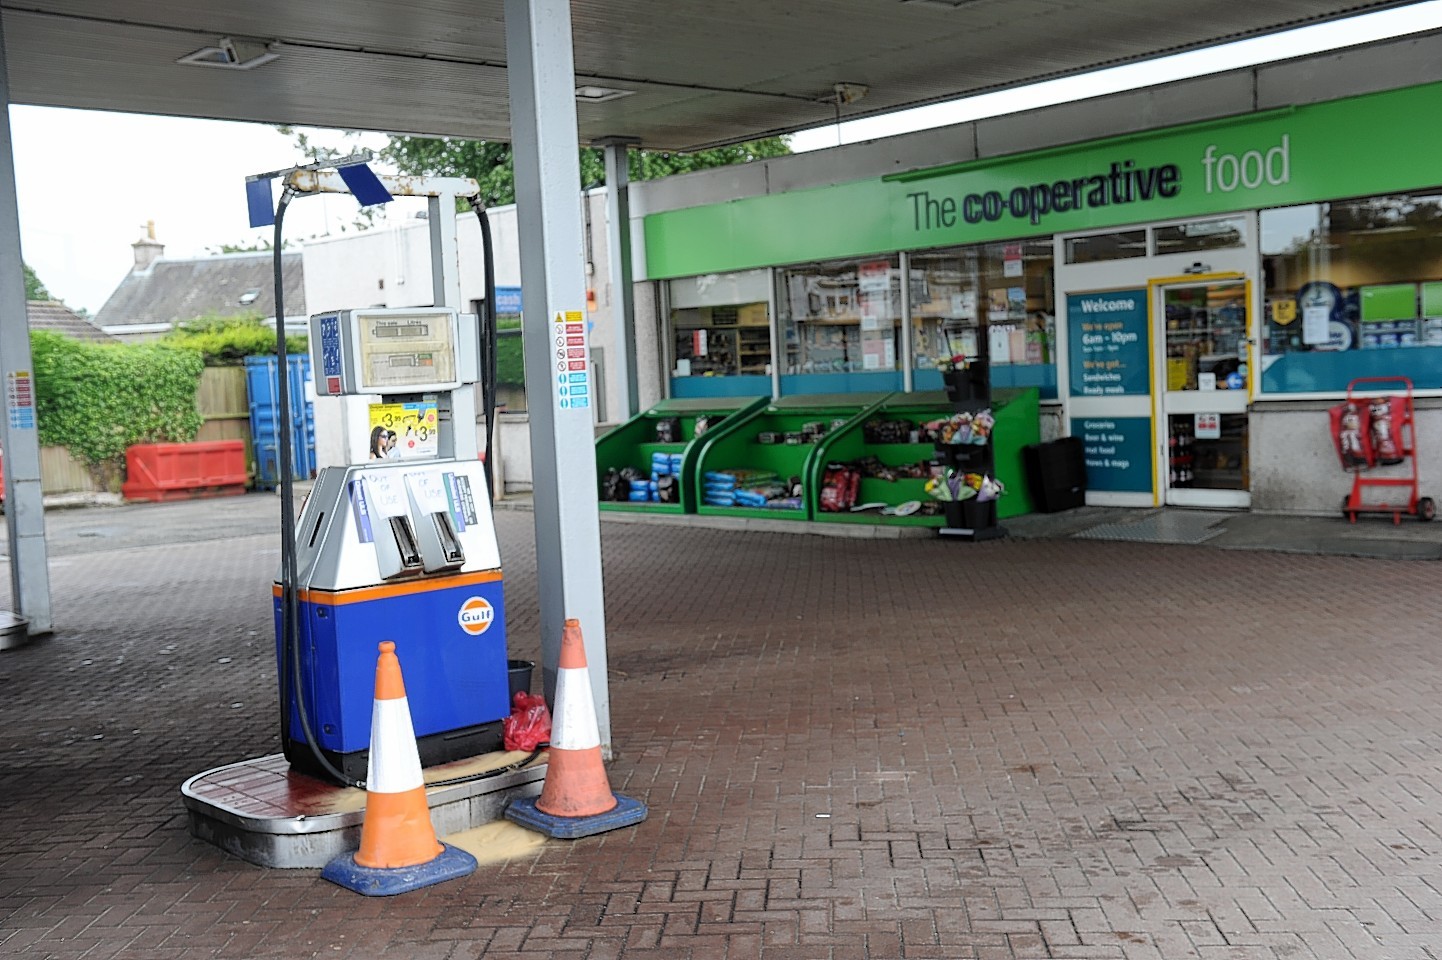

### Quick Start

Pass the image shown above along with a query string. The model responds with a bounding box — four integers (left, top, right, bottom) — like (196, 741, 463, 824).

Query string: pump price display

(359, 313, 456, 392)
(553, 310, 591, 410)
(310, 307, 462, 396)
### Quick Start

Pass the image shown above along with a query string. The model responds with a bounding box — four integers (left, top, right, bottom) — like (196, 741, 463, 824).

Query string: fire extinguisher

(1369, 397, 1404, 466)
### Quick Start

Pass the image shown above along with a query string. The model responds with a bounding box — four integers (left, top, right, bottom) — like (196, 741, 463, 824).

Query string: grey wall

(1250, 400, 1442, 516)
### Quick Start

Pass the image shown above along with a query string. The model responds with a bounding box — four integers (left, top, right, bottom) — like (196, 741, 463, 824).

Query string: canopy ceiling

(1, 1, 1421, 150)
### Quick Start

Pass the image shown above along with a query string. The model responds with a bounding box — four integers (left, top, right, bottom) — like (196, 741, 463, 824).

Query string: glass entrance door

(1158, 279, 1250, 507)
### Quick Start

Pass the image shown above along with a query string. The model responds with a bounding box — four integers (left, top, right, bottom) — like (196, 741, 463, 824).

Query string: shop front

(1056, 216, 1257, 508)
(642, 77, 1442, 516)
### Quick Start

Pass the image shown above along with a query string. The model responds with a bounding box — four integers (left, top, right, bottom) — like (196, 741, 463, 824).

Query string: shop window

(909, 239, 1056, 398)
(1261, 192, 1442, 393)
(1153, 217, 1247, 256)
(1063, 229, 1146, 264)
(667, 270, 773, 397)
(777, 257, 902, 391)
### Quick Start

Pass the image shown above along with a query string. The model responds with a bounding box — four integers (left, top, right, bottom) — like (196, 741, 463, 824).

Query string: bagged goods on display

(924, 408, 993, 445)
(703, 469, 799, 510)
(818, 463, 862, 512)
(925, 468, 1005, 503)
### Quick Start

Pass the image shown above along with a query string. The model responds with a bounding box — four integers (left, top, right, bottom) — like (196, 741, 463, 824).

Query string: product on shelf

(600, 452, 686, 504)
(818, 463, 862, 512)
(922, 408, 993, 445)
(847, 455, 933, 481)
(862, 418, 914, 444)
(924, 468, 1005, 503)
(702, 468, 799, 510)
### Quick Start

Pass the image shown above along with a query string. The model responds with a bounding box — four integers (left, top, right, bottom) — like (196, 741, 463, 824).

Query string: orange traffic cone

(322, 641, 477, 895)
(506, 619, 647, 839)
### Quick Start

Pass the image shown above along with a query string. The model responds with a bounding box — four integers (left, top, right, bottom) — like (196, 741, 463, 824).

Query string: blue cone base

(506, 793, 648, 839)
(321, 842, 477, 896)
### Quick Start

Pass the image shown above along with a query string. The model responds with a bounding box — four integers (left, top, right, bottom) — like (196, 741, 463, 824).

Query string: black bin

(944, 497, 997, 530)
(507, 659, 534, 704)
(1023, 437, 1087, 513)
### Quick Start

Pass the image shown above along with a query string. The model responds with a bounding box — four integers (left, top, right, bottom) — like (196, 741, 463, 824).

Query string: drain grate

(1074, 510, 1231, 545)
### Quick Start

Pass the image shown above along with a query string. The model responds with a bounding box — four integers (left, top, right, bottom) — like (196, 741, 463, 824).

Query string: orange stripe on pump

(272, 569, 502, 605)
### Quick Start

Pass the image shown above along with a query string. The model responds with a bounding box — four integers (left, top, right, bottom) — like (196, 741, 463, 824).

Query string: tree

(382, 136, 792, 207)
(24, 263, 49, 300)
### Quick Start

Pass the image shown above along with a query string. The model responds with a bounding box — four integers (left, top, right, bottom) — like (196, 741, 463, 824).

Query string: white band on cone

(552, 666, 601, 751)
(366, 695, 425, 793)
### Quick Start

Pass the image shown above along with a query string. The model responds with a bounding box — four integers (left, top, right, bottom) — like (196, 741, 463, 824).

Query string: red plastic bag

(502, 691, 552, 751)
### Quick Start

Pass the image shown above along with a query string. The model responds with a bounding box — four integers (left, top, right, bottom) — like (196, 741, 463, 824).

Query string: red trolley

(1339, 377, 1434, 524)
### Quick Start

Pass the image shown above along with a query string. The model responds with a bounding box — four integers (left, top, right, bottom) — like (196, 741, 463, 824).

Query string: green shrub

(31, 331, 205, 488)
(163, 313, 306, 366)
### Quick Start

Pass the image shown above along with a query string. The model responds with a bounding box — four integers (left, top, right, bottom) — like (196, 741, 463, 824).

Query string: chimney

(132, 220, 164, 272)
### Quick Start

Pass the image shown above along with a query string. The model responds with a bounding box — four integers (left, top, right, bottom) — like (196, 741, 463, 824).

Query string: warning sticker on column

(553, 310, 590, 410)
(6, 371, 34, 430)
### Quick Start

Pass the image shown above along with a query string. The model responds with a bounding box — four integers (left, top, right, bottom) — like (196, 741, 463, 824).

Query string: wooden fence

(37, 367, 253, 495)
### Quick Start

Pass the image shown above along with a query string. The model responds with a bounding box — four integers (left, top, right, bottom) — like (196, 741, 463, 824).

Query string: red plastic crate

(121, 440, 248, 502)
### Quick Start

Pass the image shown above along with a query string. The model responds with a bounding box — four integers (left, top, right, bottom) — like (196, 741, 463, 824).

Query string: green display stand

(691, 394, 891, 520)
(595, 397, 766, 513)
(987, 388, 1039, 520)
(808, 389, 1040, 527)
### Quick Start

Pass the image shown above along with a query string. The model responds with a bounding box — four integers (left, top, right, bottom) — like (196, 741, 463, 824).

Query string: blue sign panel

(1072, 417, 1153, 493)
(1068, 290, 1149, 397)
(494, 287, 523, 315)
(318, 314, 343, 379)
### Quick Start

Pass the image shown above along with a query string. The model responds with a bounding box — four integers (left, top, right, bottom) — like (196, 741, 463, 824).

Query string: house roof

(93, 251, 305, 328)
(26, 300, 112, 342)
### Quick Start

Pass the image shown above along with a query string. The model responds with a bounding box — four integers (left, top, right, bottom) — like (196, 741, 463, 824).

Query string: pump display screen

(308, 307, 472, 396)
(356, 311, 458, 392)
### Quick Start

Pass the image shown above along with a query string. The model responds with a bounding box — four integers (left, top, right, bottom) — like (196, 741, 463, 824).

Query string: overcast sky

(13, 1, 1442, 316)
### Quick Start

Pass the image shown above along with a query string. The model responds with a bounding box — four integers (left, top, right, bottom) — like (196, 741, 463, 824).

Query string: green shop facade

(636, 77, 1442, 516)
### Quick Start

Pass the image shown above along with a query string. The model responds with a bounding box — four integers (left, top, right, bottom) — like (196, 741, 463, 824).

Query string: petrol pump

(266, 163, 511, 784)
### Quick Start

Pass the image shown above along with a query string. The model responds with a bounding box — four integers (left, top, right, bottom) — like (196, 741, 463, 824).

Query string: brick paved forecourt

(4, 500, 1442, 958)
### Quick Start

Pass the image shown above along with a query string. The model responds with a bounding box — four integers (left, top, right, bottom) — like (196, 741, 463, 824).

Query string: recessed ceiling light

(177, 37, 279, 71)
(575, 85, 634, 103)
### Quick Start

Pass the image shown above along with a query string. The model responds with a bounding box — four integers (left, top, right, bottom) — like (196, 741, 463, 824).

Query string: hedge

(31, 331, 204, 485)
(164, 314, 307, 366)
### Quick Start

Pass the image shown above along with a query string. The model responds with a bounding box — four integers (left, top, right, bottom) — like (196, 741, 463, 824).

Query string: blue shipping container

(247, 355, 316, 488)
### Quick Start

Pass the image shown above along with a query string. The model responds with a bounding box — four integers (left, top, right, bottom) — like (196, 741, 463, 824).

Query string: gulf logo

(457, 596, 495, 636)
